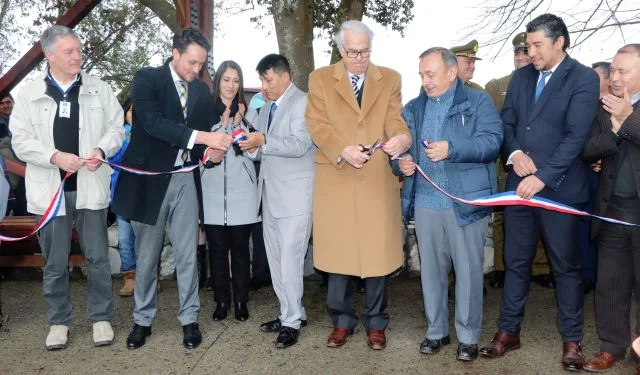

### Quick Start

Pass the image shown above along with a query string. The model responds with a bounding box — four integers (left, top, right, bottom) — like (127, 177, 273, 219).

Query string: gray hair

(591, 61, 611, 78)
(41, 25, 79, 54)
(617, 43, 640, 57)
(419, 47, 458, 68)
(333, 20, 374, 47)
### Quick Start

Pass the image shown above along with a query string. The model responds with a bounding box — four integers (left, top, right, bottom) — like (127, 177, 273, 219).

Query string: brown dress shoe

(367, 329, 386, 350)
(327, 328, 351, 348)
(479, 331, 521, 357)
(562, 341, 586, 371)
(583, 352, 621, 372)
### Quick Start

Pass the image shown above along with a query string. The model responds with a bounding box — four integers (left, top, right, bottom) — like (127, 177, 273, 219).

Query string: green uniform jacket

(465, 80, 485, 92)
(485, 72, 514, 112)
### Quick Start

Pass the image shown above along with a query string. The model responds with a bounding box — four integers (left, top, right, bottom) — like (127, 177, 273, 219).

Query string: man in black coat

(478, 14, 600, 371)
(112, 28, 231, 350)
(581, 44, 640, 373)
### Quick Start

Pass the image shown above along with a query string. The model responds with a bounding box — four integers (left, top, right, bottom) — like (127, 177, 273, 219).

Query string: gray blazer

(200, 108, 260, 226)
(252, 84, 316, 219)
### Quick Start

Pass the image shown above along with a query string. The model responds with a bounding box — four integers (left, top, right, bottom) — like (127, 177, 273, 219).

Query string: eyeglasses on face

(343, 48, 371, 59)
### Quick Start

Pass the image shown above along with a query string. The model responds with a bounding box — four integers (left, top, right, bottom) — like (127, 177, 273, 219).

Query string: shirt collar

(631, 91, 640, 106)
(169, 61, 182, 84)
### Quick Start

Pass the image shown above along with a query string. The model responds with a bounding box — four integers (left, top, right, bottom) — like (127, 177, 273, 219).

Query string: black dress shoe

(583, 281, 595, 294)
(212, 302, 228, 321)
(276, 326, 299, 348)
(533, 273, 556, 289)
(419, 335, 451, 354)
(489, 270, 505, 289)
(235, 303, 249, 321)
(249, 278, 272, 291)
(457, 343, 479, 361)
(126, 324, 151, 350)
(182, 323, 202, 349)
(260, 318, 308, 333)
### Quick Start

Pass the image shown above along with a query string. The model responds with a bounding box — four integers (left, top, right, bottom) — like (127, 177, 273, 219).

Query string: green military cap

(450, 39, 482, 60)
(512, 32, 527, 52)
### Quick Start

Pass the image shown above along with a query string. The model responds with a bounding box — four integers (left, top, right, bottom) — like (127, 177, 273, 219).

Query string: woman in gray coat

(201, 61, 260, 321)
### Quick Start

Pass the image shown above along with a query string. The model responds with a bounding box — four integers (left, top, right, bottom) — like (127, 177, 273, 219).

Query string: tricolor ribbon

(405, 144, 638, 226)
(0, 149, 212, 242)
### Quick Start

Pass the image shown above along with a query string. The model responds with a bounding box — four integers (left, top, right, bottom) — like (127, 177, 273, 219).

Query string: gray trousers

(131, 173, 199, 326)
(37, 191, 113, 326)
(327, 274, 389, 330)
(262, 186, 311, 329)
(415, 207, 488, 344)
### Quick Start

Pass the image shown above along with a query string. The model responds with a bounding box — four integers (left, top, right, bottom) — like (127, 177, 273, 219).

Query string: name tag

(59, 101, 71, 118)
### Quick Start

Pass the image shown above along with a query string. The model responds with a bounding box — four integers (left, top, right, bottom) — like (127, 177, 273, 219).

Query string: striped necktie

(177, 80, 188, 119)
(351, 74, 360, 98)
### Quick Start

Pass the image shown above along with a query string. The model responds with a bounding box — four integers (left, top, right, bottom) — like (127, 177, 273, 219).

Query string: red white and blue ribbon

(0, 149, 212, 242)
(404, 141, 638, 226)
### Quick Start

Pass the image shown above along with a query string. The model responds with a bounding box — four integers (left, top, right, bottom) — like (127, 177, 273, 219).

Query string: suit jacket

(252, 84, 315, 219)
(111, 59, 211, 225)
(502, 55, 599, 204)
(306, 61, 409, 277)
(582, 101, 640, 235)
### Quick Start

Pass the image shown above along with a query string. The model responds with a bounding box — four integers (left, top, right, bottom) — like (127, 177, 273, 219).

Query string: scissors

(359, 138, 381, 156)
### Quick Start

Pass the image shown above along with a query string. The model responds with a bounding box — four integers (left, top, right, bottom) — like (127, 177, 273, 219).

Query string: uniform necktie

(267, 102, 277, 132)
(535, 71, 552, 103)
(351, 74, 360, 98)
(178, 80, 188, 119)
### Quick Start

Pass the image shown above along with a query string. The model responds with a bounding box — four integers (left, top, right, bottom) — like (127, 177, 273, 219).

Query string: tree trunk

(139, 0, 177, 31)
(272, 0, 314, 92)
(329, 0, 365, 64)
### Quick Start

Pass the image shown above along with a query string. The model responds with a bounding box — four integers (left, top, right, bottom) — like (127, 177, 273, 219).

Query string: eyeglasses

(343, 48, 371, 59)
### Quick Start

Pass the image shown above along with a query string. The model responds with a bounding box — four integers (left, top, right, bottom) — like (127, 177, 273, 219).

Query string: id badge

(59, 101, 71, 118)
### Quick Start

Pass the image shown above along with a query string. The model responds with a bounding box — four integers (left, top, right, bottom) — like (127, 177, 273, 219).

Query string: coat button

(526, 126, 531, 131)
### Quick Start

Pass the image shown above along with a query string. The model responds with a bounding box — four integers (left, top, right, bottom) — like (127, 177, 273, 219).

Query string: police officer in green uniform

(451, 39, 484, 91)
(485, 32, 555, 290)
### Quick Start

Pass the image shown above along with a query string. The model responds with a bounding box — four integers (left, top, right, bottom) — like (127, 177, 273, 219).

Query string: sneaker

(93, 321, 114, 346)
(46, 325, 69, 350)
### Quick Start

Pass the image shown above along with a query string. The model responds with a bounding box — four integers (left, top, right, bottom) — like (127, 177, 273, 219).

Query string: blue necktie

(535, 71, 552, 102)
(267, 102, 277, 132)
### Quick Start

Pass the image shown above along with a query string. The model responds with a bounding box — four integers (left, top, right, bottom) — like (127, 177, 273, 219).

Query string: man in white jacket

(10, 25, 124, 350)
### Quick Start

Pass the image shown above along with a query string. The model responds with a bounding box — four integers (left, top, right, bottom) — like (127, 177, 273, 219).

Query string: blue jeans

(117, 215, 136, 272)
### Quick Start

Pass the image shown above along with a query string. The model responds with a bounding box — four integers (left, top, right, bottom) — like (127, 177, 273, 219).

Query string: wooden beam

(0, 0, 103, 97)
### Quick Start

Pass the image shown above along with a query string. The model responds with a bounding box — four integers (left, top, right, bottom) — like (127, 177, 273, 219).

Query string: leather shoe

(182, 323, 202, 349)
(275, 326, 299, 348)
(260, 318, 307, 333)
(327, 327, 353, 348)
(533, 273, 556, 289)
(126, 324, 151, 350)
(479, 331, 521, 357)
(367, 329, 386, 350)
(212, 302, 229, 321)
(562, 341, 586, 371)
(420, 335, 451, 354)
(234, 303, 249, 321)
(583, 352, 621, 372)
(457, 343, 479, 361)
(489, 270, 505, 289)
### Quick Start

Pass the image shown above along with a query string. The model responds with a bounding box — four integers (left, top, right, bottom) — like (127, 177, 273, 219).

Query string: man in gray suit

(239, 54, 315, 349)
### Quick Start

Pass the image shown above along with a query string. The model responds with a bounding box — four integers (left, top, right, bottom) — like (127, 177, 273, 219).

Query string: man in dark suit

(581, 44, 640, 373)
(112, 28, 232, 350)
(478, 14, 599, 371)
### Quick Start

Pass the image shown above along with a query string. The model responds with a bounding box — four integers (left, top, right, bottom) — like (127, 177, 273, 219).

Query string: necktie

(535, 71, 552, 102)
(267, 102, 277, 132)
(351, 74, 361, 98)
(177, 80, 188, 119)
(177, 80, 188, 163)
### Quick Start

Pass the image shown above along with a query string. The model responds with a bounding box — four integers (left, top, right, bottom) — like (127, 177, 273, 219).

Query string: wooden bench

(0, 216, 84, 268)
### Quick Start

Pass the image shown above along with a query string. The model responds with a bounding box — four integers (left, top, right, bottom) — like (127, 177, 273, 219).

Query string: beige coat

(306, 61, 409, 277)
(10, 72, 124, 215)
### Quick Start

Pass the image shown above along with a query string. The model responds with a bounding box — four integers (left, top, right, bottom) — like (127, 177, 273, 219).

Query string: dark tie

(535, 70, 552, 102)
(351, 75, 360, 98)
(267, 102, 277, 132)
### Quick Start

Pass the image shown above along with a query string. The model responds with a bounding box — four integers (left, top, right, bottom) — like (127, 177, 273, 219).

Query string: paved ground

(0, 273, 636, 375)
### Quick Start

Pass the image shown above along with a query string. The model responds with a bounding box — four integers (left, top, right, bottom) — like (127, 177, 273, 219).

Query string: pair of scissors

(359, 138, 381, 156)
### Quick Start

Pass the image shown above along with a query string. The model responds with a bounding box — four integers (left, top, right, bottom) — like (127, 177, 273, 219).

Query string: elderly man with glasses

(306, 19, 411, 351)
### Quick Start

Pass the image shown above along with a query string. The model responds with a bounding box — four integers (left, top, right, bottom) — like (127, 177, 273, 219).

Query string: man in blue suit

(479, 14, 599, 372)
